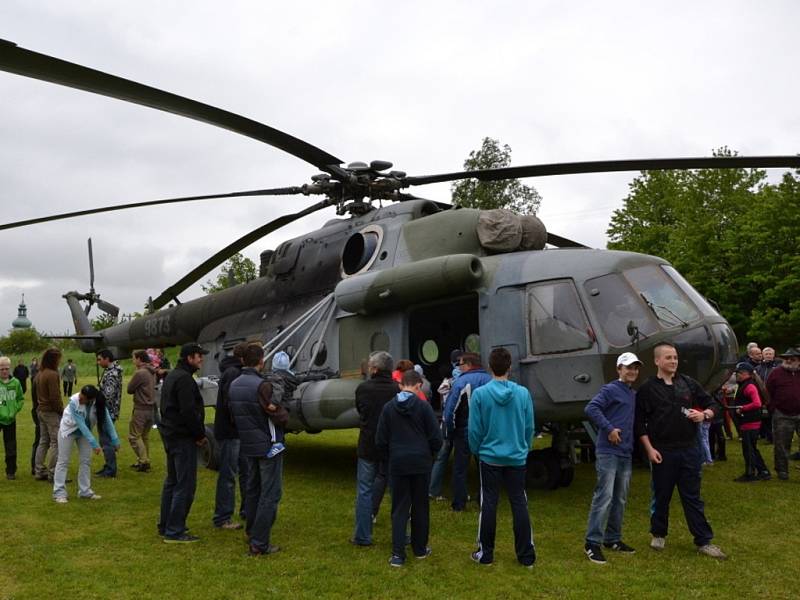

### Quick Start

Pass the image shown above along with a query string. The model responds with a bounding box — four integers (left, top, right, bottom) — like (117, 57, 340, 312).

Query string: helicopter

(2, 39, 799, 488)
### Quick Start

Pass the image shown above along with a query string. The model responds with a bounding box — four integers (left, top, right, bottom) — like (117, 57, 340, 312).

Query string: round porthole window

(420, 340, 439, 364)
(310, 341, 327, 366)
(464, 334, 481, 354)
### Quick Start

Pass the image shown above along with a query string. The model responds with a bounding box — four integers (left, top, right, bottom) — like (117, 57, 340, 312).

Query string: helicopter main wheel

(198, 424, 220, 471)
(526, 448, 561, 490)
(558, 464, 575, 487)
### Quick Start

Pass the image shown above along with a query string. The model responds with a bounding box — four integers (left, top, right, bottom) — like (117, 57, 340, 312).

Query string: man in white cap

(583, 352, 641, 564)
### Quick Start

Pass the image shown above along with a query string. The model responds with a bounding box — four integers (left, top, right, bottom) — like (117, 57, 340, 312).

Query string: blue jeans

(213, 438, 248, 525)
(159, 437, 198, 538)
(697, 422, 712, 463)
(99, 420, 118, 475)
(245, 454, 283, 551)
(428, 437, 453, 497)
(353, 458, 377, 544)
(585, 453, 632, 545)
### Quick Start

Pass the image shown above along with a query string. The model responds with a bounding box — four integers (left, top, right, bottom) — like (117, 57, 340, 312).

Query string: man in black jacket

(158, 343, 208, 543)
(351, 351, 399, 547)
(376, 370, 442, 567)
(212, 342, 248, 530)
(635, 342, 726, 560)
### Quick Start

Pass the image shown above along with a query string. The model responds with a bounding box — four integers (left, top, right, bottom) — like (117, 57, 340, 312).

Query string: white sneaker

(650, 536, 666, 551)
(54, 497, 68, 504)
(698, 544, 727, 560)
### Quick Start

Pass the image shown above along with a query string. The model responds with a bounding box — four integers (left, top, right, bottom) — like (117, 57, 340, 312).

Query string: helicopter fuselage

(67, 199, 737, 433)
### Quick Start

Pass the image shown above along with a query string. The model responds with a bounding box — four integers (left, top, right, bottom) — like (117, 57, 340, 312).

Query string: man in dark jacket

(212, 342, 248, 529)
(766, 347, 800, 480)
(12, 360, 28, 394)
(351, 351, 399, 546)
(443, 352, 491, 511)
(635, 342, 725, 560)
(229, 343, 289, 556)
(376, 370, 442, 567)
(158, 343, 208, 543)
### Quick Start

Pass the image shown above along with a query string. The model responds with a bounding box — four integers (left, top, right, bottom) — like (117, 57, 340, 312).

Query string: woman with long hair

(33, 347, 63, 481)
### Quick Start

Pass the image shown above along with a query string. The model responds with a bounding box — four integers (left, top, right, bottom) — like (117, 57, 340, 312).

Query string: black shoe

(756, 471, 772, 481)
(585, 543, 607, 564)
(95, 468, 109, 476)
(349, 538, 373, 547)
(97, 472, 116, 478)
(389, 554, 405, 568)
(604, 541, 635, 554)
(778, 472, 789, 481)
(248, 543, 280, 556)
(414, 547, 432, 559)
(6, 473, 15, 480)
(163, 534, 200, 544)
(734, 474, 757, 483)
(133, 463, 151, 473)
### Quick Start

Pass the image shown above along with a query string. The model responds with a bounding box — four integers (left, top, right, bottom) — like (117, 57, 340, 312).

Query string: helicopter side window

(584, 273, 657, 347)
(526, 281, 593, 355)
(623, 265, 699, 327)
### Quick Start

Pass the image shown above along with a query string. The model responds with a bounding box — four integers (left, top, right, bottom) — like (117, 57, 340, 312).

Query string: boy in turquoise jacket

(468, 347, 536, 567)
(0, 356, 25, 480)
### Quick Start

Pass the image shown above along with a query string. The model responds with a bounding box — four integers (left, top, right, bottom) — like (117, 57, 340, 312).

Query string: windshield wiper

(640, 292, 689, 328)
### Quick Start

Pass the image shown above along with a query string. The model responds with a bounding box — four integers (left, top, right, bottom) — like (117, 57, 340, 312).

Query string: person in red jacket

(731, 363, 770, 482)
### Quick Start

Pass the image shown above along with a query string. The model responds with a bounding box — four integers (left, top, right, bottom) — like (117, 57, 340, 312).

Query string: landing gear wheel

(558, 465, 575, 487)
(198, 424, 220, 470)
(526, 448, 561, 490)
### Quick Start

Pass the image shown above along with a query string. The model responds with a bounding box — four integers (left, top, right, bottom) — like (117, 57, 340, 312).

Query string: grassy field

(1, 351, 799, 599)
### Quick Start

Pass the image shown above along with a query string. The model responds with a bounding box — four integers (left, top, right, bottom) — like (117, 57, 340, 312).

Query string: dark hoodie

(375, 391, 442, 476)
(214, 355, 243, 440)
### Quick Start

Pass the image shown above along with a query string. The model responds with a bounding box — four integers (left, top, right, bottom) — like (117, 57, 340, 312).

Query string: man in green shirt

(0, 356, 25, 480)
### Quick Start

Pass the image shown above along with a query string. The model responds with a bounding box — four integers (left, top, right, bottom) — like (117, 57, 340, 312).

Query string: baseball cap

(450, 349, 463, 364)
(616, 352, 642, 367)
(180, 343, 209, 358)
(734, 361, 755, 373)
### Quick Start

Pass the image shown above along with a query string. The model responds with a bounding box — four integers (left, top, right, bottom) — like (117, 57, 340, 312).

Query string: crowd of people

(0, 338, 798, 569)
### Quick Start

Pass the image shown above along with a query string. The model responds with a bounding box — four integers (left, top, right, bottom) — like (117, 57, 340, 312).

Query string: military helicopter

(2, 39, 799, 487)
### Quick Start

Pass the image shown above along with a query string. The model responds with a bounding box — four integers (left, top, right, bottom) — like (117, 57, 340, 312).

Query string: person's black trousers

(475, 461, 536, 566)
(741, 428, 768, 476)
(0, 422, 17, 476)
(708, 422, 726, 460)
(390, 471, 430, 559)
(650, 446, 713, 546)
(451, 428, 471, 511)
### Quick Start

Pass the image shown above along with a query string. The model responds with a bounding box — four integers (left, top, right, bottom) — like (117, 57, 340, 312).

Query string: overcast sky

(1, 1, 798, 335)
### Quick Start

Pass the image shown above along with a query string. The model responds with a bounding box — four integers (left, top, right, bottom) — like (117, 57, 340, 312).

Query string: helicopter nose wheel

(198, 424, 220, 470)
(526, 448, 575, 489)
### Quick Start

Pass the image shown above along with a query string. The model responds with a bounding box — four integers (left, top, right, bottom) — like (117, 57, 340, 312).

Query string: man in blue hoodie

(468, 347, 535, 567)
(444, 352, 491, 511)
(375, 370, 442, 567)
(583, 352, 641, 564)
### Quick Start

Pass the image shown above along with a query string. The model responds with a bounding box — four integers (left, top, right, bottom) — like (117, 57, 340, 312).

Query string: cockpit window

(584, 273, 658, 347)
(623, 265, 699, 327)
(661, 265, 720, 317)
(526, 281, 593, 355)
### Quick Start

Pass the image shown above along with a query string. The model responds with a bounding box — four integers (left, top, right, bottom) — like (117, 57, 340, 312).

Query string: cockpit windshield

(584, 264, 702, 347)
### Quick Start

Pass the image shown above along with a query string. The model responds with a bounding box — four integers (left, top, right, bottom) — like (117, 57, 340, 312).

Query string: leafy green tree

(91, 313, 118, 331)
(607, 148, 799, 347)
(201, 253, 257, 294)
(0, 328, 48, 355)
(451, 137, 542, 214)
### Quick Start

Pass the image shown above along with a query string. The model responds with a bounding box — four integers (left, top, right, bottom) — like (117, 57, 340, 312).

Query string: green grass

(2, 351, 799, 599)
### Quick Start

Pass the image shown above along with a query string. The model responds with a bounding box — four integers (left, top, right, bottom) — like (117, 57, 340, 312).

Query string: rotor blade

(0, 187, 304, 231)
(150, 198, 334, 310)
(546, 232, 588, 248)
(87, 238, 95, 291)
(403, 156, 800, 187)
(96, 299, 120, 318)
(0, 39, 343, 171)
